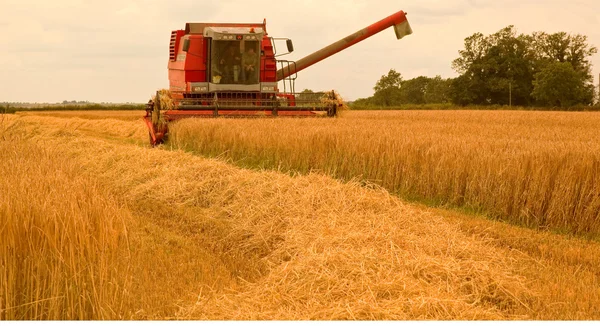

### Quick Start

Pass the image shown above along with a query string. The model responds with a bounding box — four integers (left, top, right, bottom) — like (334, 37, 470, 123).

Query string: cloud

(0, 0, 598, 103)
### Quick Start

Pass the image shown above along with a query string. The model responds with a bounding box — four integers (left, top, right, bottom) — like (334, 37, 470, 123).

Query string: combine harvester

(145, 10, 413, 146)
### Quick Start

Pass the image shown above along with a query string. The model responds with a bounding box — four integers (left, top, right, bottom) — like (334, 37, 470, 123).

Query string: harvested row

(67, 142, 531, 320)
(16, 110, 145, 122)
(3, 115, 600, 319)
(12, 115, 148, 144)
(168, 110, 600, 236)
(1, 115, 534, 319)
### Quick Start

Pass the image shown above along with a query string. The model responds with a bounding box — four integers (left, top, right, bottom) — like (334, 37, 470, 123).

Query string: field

(170, 110, 600, 236)
(1, 110, 600, 320)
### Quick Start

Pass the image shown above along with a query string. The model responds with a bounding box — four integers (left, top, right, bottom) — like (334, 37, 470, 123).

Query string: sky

(1, 0, 599, 103)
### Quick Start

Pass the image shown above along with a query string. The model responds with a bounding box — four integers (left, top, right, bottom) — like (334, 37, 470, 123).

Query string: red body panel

(261, 37, 277, 82)
(167, 23, 277, 93)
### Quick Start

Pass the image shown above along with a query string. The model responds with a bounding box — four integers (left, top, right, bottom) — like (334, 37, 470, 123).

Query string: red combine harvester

(145, 10, 412, 146)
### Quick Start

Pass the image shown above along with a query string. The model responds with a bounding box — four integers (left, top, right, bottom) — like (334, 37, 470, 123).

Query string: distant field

(16, 110, 145, 121)
(349, 103, 600, 111)
(2, 111, 600, 320)
(1, 103, 145, 113)
(169, 110, 600, 237)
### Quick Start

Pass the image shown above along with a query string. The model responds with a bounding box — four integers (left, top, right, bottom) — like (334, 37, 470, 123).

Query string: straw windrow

(150, 89, 173, 128)
(320, 90, 349, 112)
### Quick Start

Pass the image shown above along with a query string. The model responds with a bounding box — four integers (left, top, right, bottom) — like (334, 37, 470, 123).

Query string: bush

(0, 104, 17, 114)
(348, 103, 599, 111)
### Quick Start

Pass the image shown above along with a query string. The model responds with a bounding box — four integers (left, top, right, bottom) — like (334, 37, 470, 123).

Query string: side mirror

(286, 39, 294, 53)
(182, 39, 190, 52)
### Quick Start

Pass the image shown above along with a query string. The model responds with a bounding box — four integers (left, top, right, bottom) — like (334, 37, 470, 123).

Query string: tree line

(353, 26, 598, 108)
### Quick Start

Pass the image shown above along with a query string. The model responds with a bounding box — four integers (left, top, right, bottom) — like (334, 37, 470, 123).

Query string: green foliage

(349, 103, 455, 110)
(366, 70, 453, 106)
(372, 69, 403, 106)
(348, 103, 600, 112)
(532, 62, 592, 107)
(449, 74, 478, 106)
(373, 69, 403, 92)
(352, 97, 375, 107)
(398, 76, 429, 104)
(530, 31, 598, 78)
(452, 26, 597, 107)
(296, 89, 322, 102)
(451, 26, 536, 106)
(424, 76, 452, 104)
(0, 104, 16, 114)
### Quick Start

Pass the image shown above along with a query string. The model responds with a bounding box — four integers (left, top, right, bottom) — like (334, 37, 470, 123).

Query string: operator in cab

(242, 47, 258, 84)
(219, 44, 241, 84)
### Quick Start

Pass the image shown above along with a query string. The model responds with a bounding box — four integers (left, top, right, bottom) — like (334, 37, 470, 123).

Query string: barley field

(169, 110, 600, 237)
(1, 111, 600, 320)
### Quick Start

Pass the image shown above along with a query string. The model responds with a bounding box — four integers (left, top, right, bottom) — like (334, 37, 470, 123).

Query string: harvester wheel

(149, 132, 166, 147)
(327, 105, 337, 117)
(327, 90, 339, 117)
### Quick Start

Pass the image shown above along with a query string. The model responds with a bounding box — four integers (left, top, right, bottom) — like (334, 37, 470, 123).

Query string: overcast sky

(1, 0, 599, 103)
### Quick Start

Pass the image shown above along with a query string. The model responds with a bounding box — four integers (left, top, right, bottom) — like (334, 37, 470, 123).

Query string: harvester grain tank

(145, 10, 413, 146)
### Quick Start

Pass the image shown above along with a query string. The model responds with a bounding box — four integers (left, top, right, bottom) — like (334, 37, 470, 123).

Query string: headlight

(193, 86, 208, 92)
(262, 86, 275, 92)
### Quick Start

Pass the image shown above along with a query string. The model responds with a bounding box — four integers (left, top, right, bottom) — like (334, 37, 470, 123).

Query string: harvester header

(144, 10, 412, 146)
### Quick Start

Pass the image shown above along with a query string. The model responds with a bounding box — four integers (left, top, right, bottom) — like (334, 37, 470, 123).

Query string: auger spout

(276, 10, 412, 81)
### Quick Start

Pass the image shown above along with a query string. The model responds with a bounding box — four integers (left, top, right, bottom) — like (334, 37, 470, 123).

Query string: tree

(530, 31, 597, 106)
(297, 89, 321, 102)
(449, 74, 479, 106)
(532, 62, 592, 107)
(353, 73, 453, 107)
(424, 76, 452, 104)
(398, 76, 429, 104)
(351, 97, 374, 107)
(451, 26, 596, 107)
(531, 32, 597, 77)
(373, 69, 403, 106)
(451, 26, 536, 106)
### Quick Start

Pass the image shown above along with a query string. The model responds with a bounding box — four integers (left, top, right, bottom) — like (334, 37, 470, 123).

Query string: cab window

(211, 40, 260, 84)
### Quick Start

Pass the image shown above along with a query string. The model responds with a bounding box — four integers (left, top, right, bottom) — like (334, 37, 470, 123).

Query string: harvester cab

(203, 27, 264, 86)
(145, 10, 412, 146)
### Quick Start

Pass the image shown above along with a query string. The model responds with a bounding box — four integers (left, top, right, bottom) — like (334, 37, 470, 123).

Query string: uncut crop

(169, 110, 600, 236)
(0, 141, 132, 319)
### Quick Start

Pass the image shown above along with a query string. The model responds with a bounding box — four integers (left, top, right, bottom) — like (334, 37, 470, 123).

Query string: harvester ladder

(276, 60, 297, 94)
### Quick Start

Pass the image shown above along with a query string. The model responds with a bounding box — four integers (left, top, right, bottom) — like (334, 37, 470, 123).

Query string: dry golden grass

(320, 90, 349, 111)
(168, 110, 600, 237)
(152, 89, 174, 110)
(2, 113, 600, 320)
(0, 140, 132, 319)
(16, 110, 145, 121)
(12, 115, 148, 145)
